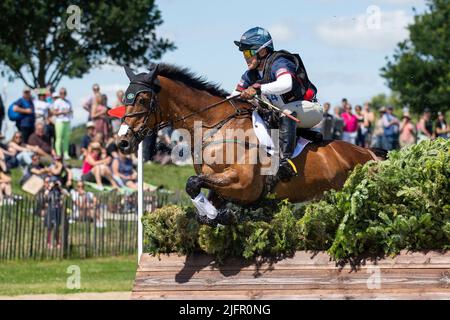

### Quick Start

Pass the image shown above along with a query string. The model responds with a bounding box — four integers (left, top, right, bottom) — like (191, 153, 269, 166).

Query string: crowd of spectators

(318, 98, 449, 151)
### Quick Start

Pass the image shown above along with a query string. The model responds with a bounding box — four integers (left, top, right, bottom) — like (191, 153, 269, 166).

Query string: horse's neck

(157, 77, 234, 133)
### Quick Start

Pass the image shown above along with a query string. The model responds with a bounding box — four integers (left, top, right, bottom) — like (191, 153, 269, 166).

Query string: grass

(143, 162, 195, 191)
(0, 255, 137, 296)
(10, 162, 195, 195)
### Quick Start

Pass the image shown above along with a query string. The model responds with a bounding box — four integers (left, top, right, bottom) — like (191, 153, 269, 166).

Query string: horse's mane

(157, 63, 229, 98)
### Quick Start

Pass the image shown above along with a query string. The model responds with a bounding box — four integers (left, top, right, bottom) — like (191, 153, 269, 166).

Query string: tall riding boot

(278, 112, 298, 182)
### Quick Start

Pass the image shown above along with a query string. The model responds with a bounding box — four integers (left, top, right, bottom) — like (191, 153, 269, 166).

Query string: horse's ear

(145, 63, 159, 82)
(124, 66, 135, 81)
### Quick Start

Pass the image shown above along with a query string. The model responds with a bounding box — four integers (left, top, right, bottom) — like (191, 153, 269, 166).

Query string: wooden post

(137, 142, 144, 263)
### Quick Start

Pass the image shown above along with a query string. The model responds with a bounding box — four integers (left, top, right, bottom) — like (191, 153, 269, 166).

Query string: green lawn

(0, 255, 137, 296)
(11, 162, 195, 195)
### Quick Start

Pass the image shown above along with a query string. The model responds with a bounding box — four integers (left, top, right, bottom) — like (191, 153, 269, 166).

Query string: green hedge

(142, 138, 450, 261)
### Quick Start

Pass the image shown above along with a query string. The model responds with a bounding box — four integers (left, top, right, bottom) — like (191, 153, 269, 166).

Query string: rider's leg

(278, 111, 298, 181)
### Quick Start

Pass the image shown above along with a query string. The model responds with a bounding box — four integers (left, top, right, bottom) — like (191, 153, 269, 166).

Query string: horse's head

(109, 64, 161, 154)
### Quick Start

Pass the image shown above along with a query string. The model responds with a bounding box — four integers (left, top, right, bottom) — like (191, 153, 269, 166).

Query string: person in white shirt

(51, 88, 73, 160)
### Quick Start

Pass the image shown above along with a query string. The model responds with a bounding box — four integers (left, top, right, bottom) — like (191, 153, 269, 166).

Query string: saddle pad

(252, 110, 311, 159)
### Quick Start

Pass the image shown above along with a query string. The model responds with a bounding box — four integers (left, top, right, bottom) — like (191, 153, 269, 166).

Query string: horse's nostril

(118, 140, 129, 150)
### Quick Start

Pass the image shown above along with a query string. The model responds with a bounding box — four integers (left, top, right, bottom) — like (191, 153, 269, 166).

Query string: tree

(0, 0, 175, 89)
(381, 0, 449, 114)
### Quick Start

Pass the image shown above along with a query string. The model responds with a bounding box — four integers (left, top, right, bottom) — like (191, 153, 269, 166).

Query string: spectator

(112, 151, 137, 190)
(372, 107, 386, 148)
(8, 131, 41, 166)
(320, 102, 334, 140)
(355, 105, 366, 147)
(417, 108, 434, 142)
(399, 112, 416, 148)
(362, 102, 375, 147)
(0, 148, 9, 173)
(0, 142, 18, 171)
(51, 87, 73, 160)
(34, 88, 55, 144)
(341, 104, 358, 144)
(70, 181, 100, 224)
(0, 94, 5, 140)
(0, 170, 12, 204)
(80, 121, 96, 157)
(44, 177, 64, 249)
(45, 84, 55, 104)
(105, 134, 119, 160)
(20, 153, 49, 186)
(91, 93, 110, 141)
(34, 88, 51, 124)
(332, 106, 344, 140)
(435, 111, 449, 139)
(83, 84, 101, 121)
(382, 106, 400, 150)
(111, 90, 124, 133)
(12, 87, 35, 143)
(28, 122, 53, 158)
(48, 155, 73, 190)
(81, 142, 118, 190)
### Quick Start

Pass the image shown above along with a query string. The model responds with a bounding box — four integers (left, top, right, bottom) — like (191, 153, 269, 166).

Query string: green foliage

(381, 0, 450, 114)
(328, 138, 450, 259)
(142, 205, 199, 256)
(0, 0, 175, 88)
(143, 139, 450, 261)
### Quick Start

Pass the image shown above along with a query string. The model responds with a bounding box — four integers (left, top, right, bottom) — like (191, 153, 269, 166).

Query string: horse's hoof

(186, 176, 202, 199)
(194, 206, 237, 226)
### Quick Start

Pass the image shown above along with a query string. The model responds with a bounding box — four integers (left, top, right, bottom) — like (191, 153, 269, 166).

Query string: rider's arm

(260, 73, 293, 96)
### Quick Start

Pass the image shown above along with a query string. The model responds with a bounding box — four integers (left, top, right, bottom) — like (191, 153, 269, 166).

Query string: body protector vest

(248, 50, 317, 104)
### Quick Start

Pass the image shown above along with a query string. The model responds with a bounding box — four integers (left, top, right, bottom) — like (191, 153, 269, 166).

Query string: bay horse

(113, 64, 384, 224)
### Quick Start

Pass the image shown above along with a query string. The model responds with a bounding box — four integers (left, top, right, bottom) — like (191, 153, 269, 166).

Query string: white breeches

(282, 100, 323, 129)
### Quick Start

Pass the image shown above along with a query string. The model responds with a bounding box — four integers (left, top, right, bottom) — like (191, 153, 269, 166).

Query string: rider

(232, 27, 323, 181)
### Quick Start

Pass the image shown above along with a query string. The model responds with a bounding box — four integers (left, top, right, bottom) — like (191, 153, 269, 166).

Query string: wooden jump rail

(132, 250, 450, 300)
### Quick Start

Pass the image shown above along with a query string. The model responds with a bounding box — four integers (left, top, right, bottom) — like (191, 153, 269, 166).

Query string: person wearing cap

(434, 111, 448, 139)
(232, 27, 322, 181)
(51, 87, 73, 160)
(80, 121, 96, 157)
(12, 87, 36, 143)
(399, 112, 416, 148)
(34, 88, 51, 123)
(382, 106, 400, 150)
(417, 108, 434, 142)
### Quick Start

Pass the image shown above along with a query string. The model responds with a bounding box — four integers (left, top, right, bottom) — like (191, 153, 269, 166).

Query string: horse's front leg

(185, 169, 239, 199)
(185, 169, 239, 226)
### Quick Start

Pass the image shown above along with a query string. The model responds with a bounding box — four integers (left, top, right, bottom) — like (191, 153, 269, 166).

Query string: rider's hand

(240, 87, 257, 100)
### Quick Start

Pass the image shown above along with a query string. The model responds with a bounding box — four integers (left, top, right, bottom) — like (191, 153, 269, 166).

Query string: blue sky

(0, 0, 427, 139)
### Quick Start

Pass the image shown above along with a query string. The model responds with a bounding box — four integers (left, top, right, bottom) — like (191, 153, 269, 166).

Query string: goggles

(243, 49, 257, 59)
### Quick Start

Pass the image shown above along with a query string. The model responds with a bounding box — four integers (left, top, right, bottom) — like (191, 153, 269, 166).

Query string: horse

(112, 63, 385, 224)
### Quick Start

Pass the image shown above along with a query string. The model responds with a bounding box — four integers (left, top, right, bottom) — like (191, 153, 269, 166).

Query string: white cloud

(316, 10, 413, 51)
(268, 24, 295, 42)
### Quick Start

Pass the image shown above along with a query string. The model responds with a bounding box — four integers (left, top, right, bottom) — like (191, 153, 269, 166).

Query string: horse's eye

(138, 97, 146, 105)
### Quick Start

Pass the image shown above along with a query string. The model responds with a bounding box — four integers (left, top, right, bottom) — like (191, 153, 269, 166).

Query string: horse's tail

(369, 147, 388, 160)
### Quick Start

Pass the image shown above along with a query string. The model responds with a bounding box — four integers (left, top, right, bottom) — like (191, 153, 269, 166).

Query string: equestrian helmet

(234, 27, 274, 52)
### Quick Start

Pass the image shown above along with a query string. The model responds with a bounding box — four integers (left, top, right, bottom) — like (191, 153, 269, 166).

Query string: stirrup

(278, 158, 298, 182)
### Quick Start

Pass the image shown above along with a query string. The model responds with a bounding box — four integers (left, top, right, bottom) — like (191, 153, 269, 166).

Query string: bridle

(121, 80, 162, 142)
